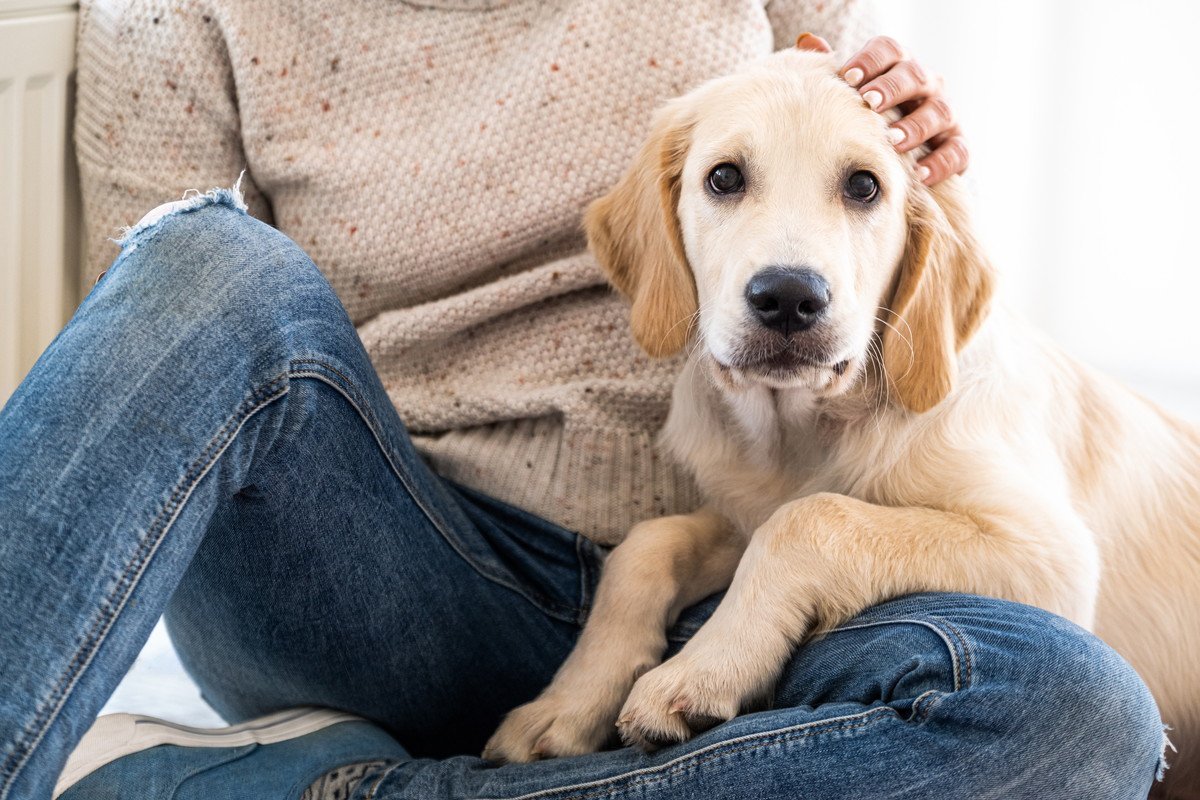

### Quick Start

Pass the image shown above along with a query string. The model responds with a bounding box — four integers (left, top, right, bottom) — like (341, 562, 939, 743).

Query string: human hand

(797, 33, 967, 185)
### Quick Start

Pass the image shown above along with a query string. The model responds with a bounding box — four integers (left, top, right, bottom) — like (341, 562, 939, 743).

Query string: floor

(101, 618, 224, 727)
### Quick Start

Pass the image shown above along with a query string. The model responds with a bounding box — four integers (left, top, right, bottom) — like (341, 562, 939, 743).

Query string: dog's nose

(744, 267, 831, 335)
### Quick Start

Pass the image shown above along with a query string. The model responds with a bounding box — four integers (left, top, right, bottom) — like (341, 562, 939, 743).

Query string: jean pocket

(443, 480, 599, 626)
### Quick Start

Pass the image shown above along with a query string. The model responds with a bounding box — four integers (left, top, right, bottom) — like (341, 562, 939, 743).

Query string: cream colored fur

(484, 49, 1200, 799)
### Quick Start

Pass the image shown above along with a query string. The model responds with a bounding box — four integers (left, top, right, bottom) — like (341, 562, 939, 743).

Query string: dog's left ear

(585, 104, 698, 357)
(882, 176, 996, 413)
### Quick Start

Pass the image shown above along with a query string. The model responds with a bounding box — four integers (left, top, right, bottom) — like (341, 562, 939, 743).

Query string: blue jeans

(0, 193, 1164, 800)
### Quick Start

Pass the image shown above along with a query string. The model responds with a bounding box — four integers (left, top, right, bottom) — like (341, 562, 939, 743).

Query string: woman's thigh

(165, 372, 603, 760)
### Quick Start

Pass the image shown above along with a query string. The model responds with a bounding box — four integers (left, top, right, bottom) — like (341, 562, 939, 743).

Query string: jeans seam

(823, 617, 969, 692)
(931, 616, 975, 690)
(574, 536, 592, 626)
(910, 688, 944, 723)
(483, 706, 899, 800)
(0, 374, 290, 800)
(287, 360, 582, 624)
(363, 762, 405, 800)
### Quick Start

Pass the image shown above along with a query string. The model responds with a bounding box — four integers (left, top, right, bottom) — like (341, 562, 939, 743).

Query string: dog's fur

(484, 49, 1200, 797)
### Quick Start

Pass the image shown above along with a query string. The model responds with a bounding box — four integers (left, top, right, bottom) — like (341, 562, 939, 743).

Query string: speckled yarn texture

(75, 0, 869, 545)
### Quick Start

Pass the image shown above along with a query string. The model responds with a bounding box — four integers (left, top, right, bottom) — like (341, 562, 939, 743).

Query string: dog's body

(485, 48, 1200, 797)
(667, 309, 1200, 766)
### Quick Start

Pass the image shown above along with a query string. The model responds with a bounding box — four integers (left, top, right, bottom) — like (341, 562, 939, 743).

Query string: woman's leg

(57, 593, 1166, 799)
(357, 592, 1164, 799)
(0, 190, 594, 799)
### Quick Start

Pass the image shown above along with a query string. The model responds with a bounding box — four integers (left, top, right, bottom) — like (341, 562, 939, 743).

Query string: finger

(795, 32, 832, 53)
(887, 95, 956, 152)
(926, 127, 964, 151)
(859, 60, 936, 113)
(839, 35, 905, 88)
(916, 135, 969, 185)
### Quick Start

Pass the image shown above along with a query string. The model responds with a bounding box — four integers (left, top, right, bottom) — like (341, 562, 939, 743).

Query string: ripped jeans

(0, 190, 1166, 799)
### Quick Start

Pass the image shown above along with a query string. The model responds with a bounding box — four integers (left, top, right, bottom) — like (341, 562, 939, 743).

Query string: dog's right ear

(585, 105, 698, 358)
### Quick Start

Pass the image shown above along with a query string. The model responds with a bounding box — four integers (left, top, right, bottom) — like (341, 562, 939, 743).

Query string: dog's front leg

(482, 507, 744, 762)
(617, 491, 1099, 749)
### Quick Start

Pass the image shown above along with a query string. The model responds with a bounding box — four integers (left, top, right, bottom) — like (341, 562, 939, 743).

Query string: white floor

(102, 619, 224, 727)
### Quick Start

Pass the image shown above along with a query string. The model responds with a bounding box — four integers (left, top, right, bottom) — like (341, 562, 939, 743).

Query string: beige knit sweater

(76, 0, 869, 545)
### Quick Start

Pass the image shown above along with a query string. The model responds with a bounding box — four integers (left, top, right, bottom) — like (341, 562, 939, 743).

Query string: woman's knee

(99, 189, 340, 329)
(775, 594, 1163, 794)
(1006, 613, 1164, 795)
(922, 594, 1163, 795)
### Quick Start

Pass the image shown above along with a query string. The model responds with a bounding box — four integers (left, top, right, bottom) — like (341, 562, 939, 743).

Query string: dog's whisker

(864, 338, 889, 434)
(875, 306, 918, 382)
(875, 307, 916, 379)
(874, 309, 914, 352)
(876, 306, 914, 340)
(874, 313, 916, 385)
(650, 293, 718, 357)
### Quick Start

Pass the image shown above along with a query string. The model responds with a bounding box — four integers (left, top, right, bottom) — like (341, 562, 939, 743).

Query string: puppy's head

(587, 49, 994, 413)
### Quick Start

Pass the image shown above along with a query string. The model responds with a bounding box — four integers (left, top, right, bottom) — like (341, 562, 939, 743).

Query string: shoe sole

(53, 707, 363, 798)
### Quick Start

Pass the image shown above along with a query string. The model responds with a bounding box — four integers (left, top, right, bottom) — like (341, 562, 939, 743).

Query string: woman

(0, 1, 1163, 798)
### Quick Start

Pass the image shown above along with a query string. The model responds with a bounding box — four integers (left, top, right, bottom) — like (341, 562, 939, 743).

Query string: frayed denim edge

(114, 171, 249, 253)
(1158, 724, 1176, 782)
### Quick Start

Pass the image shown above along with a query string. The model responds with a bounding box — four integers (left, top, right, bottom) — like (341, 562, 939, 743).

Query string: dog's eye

(707, 164, 745, 195)
(845, 171, 879, 202)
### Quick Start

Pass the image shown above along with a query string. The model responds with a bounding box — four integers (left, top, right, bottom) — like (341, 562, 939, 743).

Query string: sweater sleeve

(763, 0, 874, 54)
(75, 0, 273, 282)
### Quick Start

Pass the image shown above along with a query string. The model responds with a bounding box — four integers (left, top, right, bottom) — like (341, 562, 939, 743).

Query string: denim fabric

(0, 194, 1164, 800)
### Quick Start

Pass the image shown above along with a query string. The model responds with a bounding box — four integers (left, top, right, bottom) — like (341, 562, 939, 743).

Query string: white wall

(0, 1, 81, 405)
(868, 0, 1200, 420)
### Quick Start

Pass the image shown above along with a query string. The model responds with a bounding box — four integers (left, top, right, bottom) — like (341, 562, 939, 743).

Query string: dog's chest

(697, 387, 891, 532)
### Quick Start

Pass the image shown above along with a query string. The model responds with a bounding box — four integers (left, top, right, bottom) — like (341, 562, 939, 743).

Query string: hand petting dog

(799, 32, 967, 185)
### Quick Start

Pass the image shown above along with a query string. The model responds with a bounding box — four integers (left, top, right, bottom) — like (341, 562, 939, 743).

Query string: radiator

(0, 1, 80, 404)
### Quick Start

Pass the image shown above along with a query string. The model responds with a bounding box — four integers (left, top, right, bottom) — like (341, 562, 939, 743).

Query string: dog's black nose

(745, 267, 831, 335)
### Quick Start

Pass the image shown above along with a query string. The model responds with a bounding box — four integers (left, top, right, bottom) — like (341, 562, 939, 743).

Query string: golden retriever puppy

(484, 47, 1200, 798)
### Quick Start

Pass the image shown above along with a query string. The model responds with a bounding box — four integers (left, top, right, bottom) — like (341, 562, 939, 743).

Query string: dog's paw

(616, 654, 752, 751)
(483, 693, 616, 764)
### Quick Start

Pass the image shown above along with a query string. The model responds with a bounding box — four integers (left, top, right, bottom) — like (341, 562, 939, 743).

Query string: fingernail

(862, 89, 883, 110)
(916, 165, 931, 182)
(795, 32, 813, 47)
(843, 67, 864, 87)
(886, 127, 906, 145)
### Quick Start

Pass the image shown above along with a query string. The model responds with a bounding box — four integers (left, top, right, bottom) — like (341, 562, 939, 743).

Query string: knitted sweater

(75, 0, 869, 545)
